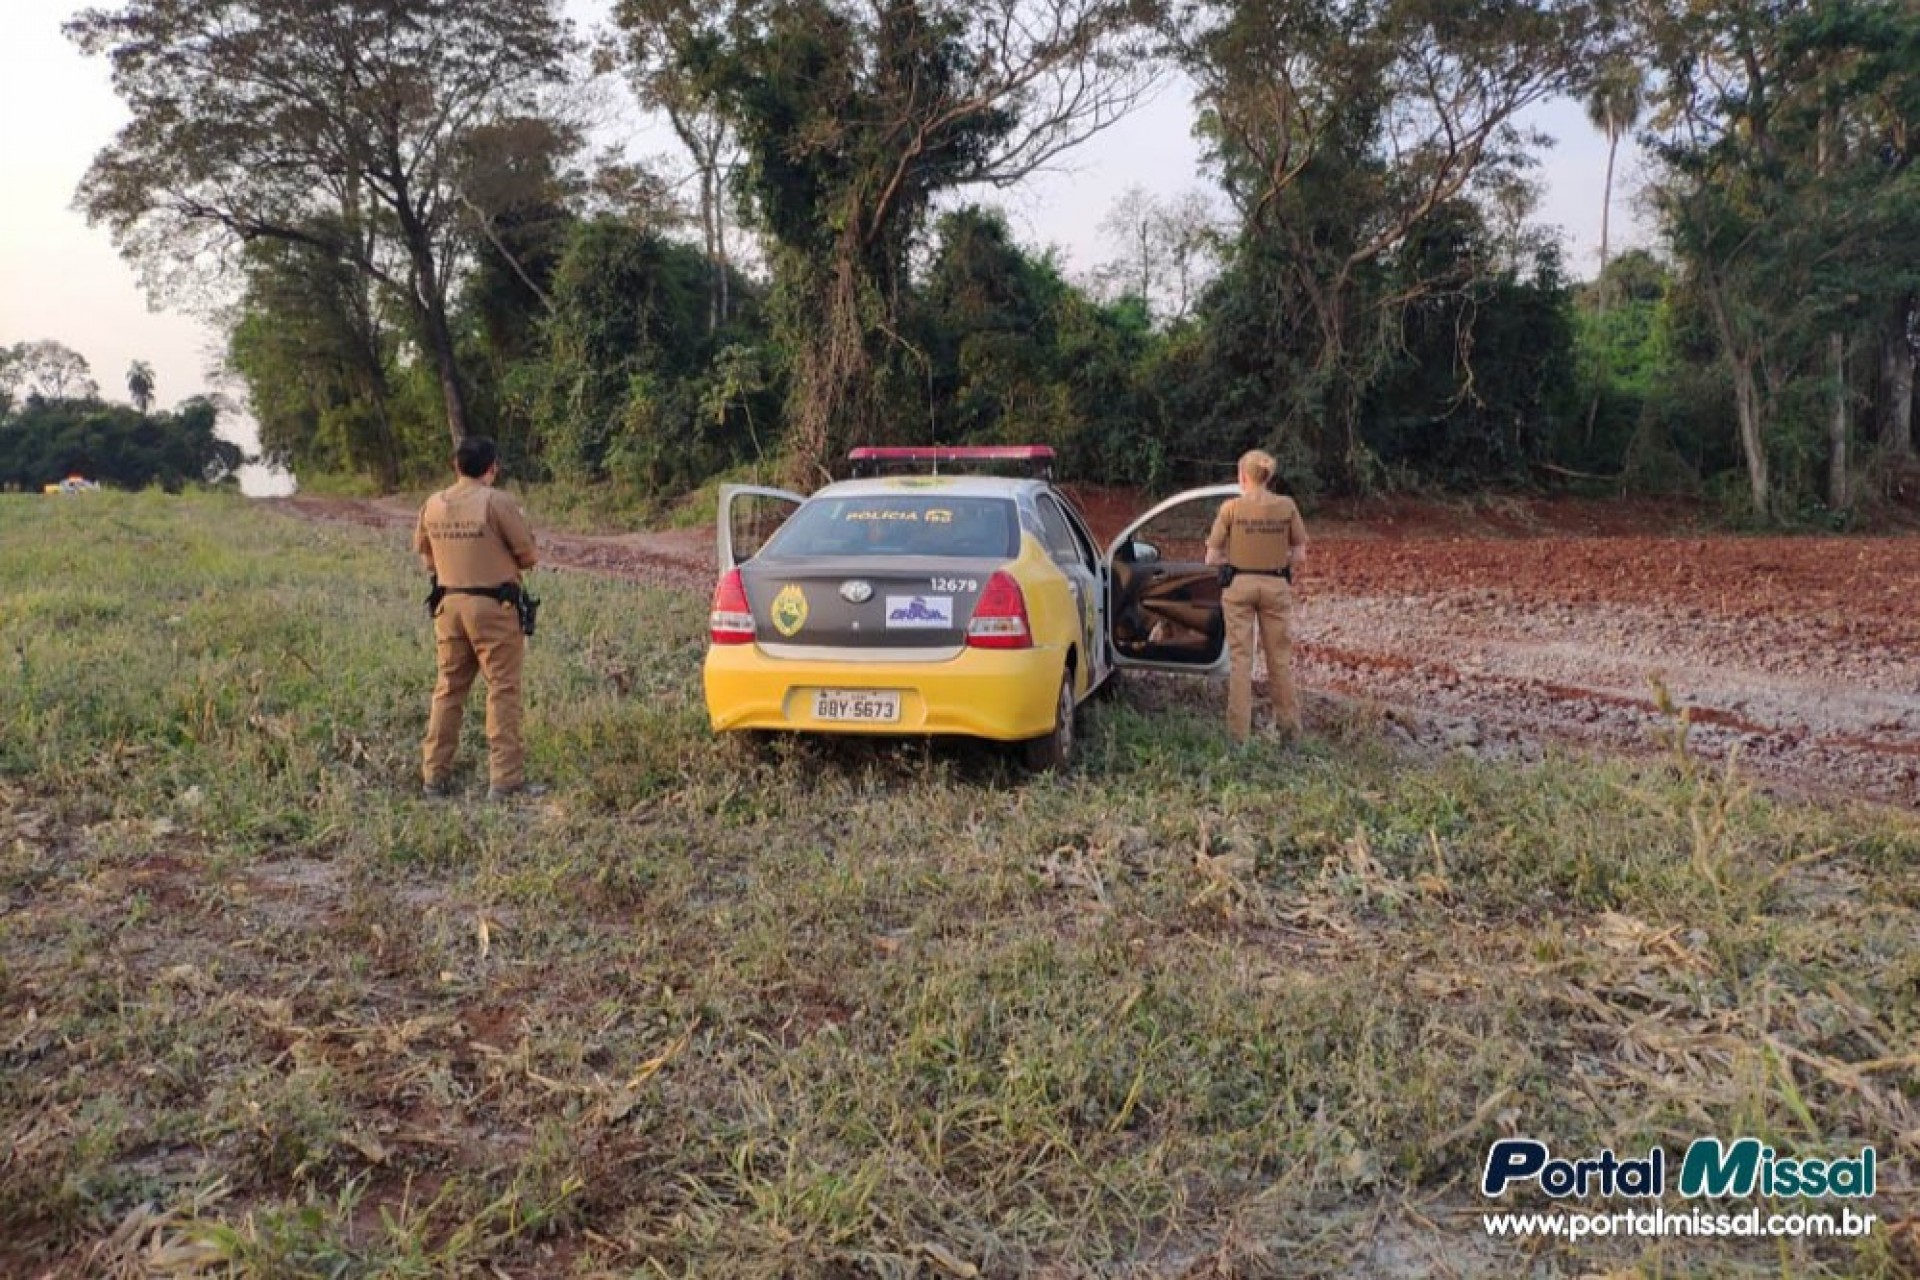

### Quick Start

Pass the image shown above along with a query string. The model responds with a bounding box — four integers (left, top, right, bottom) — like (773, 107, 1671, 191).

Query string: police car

(702, 446, 1238, 769)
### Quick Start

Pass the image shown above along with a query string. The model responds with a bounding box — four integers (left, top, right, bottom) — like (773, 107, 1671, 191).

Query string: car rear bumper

(703, 643, 1064, 740)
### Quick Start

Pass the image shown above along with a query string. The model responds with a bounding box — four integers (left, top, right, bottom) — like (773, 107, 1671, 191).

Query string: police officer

(414, 437, 543, 800)
(1205, 449, 1309, 744)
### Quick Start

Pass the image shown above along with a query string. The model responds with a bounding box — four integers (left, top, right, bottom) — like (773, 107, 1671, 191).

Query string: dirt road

(280, 494, 1919, 806)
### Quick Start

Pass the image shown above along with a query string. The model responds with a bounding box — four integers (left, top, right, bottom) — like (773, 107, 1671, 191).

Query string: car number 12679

(929, 577, 977, 593)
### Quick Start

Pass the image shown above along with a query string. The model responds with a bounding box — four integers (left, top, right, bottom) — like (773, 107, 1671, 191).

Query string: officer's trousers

(423, 593, 526, 789)
(1222, 573, 1298, 742)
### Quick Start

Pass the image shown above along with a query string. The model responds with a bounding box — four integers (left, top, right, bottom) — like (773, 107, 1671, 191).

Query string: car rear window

(763, 496, 1018, 559)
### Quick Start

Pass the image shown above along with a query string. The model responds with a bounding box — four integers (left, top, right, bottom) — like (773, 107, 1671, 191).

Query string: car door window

(720, 485, 806, 568)
(1057, 496, 1100, 569)
(1105, 484, 1239, 675)
(1036, 496, 1090, 570)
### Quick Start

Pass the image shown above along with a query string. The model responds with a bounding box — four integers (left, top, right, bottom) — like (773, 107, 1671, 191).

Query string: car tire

(1022, 668, 1076, 773)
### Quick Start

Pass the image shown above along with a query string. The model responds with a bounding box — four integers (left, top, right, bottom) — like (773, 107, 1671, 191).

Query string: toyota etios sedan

(702, 446, 1239, 770)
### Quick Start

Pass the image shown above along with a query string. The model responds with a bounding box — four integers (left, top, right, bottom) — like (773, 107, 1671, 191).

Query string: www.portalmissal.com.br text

(1478, 1137, 1880, 1243)
(1483, 1206, 1879, 1241)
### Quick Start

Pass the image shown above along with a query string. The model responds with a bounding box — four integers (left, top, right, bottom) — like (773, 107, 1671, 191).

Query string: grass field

(2, 491, 1915, 1277)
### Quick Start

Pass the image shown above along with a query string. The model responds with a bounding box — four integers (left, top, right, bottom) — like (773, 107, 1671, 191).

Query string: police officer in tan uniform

(1205, 449, 1309, 744)
(414, 437, 542, 800)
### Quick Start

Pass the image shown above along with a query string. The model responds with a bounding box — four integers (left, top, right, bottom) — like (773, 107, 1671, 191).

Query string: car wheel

(1023, 668, 1075, 773)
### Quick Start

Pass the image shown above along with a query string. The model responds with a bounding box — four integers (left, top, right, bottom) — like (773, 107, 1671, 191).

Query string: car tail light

(966, 570, 1032, 649)
(709, 568, 756, 644)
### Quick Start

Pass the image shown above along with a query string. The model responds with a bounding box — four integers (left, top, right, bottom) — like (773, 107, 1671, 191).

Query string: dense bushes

(0, 397, 241, 493)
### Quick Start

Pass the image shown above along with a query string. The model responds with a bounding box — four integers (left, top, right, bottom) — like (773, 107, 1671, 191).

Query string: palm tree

(1584, 61, 1645, 311)
(127, 359, 156, 414)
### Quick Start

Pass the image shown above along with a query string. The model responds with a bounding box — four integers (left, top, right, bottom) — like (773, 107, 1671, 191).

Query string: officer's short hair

(455, 437, 498, 478)
(1239, 449, 1276, 487)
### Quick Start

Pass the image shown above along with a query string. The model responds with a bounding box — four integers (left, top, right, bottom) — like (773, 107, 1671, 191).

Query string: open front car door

(1104, 484, 1239, 676)
(717, 483, 806, 570)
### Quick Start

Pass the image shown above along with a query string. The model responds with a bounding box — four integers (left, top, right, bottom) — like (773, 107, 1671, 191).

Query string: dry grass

(0, 492, 1915, 1277)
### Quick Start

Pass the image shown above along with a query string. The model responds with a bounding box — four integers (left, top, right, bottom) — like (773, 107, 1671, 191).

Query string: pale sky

(1, 0, 1646, 494)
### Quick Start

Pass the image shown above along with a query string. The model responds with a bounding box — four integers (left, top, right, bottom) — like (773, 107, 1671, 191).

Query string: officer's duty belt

(443, 583, 522, 603)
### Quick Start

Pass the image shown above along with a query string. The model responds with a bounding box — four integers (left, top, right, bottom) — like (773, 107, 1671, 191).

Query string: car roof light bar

(848, 445, 1055, 480)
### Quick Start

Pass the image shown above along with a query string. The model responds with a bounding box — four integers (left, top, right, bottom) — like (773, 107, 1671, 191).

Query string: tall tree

(1642, 0, 1920, 516)
(126, 359, 156, 414)
(2, 340, 100, 403)
(1170, 0, 1599, 486)
(226, 230, 412, 488)
(1094, 186, 1222, 325)
(1583, 57, 1644, 310)
(633, 0, 1156, 483)
(617, 0, 747, 334)
(68, 0, 576, 449)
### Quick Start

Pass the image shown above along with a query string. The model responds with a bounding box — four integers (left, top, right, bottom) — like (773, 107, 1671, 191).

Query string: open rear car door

(1104, 484, 1238, 676)
(718, 484, 806, 570)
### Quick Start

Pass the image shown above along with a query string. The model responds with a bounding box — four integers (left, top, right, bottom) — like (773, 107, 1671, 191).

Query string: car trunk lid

(737, 558, 1000, 652)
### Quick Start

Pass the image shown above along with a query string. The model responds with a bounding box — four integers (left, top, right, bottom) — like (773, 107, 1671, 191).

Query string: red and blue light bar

(847, 445, 1055, 479)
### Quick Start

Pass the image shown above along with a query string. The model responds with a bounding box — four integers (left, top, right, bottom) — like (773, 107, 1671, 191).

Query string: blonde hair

(1238, 449, 1276, 487)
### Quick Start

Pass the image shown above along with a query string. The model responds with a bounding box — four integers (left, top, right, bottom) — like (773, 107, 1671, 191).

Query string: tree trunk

(426, 313, 470, 448)
(1597, 123, 1617, 311)
(1729, 357, 1768, 517)
(1584, 126, 1612, 443)
(1885, 324, 1915, 457)
(711, 156, 732, 334)
(785, 234, 875, 487)
(350, 295, 402, 492)
(1703, 273, 1770, 518)
(702, 151, 723, 334)
(1828, 332, 1849, 511)
(393, 198, 471, 448)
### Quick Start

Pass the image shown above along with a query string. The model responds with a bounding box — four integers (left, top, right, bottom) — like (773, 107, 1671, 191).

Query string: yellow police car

(703, 446, 1238, 769)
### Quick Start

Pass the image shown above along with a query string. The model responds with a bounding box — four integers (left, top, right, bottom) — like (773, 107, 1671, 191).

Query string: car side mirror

(1131, 540, 1160, 565)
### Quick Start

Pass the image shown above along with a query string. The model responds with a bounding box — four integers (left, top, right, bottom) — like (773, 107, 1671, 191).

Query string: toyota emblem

(839, 580, 873, 604)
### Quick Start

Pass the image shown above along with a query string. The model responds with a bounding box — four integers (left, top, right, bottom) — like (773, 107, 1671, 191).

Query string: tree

(226, 231, 416, 488)
(536, 218, 725, 486)
(3, 340, 100, 403)
(69, 0, 577, 449)
(631, 0, 1157, 484)
(126, 360, 156, 414)
(1093, 186, 1223, 325)
(616, 0, 748, 334)
(912, 206, 1075, 447)
(1169, 0, 1600, 487)
(1583, 58, 1644, 310)
(1642, 0, 1920, 516)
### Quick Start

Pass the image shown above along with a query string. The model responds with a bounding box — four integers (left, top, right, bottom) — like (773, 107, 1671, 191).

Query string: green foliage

(895, 207, 1177, 488)
(64, 0, 1920, 513)
(226, 235, 426, 489)
(1169, 0, 1597, 491)
(1363, 208, 1580, 485)
(70, 0, 580, 448)
(536, 218, 769, 490)
(661, 0, 1150, 480)
(1, 340, 99, 406)
(1641, 0, 1920, 516)
(0, 396, 241, 492)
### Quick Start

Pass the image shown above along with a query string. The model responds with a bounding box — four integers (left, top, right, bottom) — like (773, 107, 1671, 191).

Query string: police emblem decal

(771, 583, 810, 637)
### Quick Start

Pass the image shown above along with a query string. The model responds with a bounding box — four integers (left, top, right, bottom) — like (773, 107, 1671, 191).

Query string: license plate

(812, 689, 901, 723)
